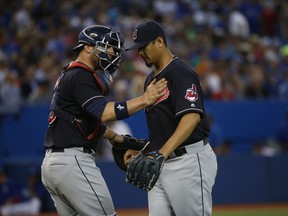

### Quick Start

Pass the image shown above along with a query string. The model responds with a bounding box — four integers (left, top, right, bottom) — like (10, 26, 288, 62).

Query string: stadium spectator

(0, 167, 47, 215)
(228, 9, 250, 38)
(0, 0, 287, 106)
(27, 79, 51, 105)
(0, 66, 22, 116)
(0, 167, 21, 208)
(252, 139, 280, 157)
(276, 110, 288, 153)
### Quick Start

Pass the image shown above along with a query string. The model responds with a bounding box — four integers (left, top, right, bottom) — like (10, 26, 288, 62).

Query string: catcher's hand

(112, 135, 149, 171)
(125, 150, 165, 191)
(114, 135, 149, 151)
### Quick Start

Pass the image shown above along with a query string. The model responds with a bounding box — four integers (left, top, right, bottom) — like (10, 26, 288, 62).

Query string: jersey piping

(82, 95, 105, 107)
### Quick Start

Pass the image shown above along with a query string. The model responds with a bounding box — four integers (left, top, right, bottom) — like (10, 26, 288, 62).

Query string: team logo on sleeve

(185, 84, 198, 102)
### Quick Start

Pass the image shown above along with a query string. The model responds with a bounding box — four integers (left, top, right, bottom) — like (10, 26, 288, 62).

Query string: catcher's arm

(104, 127, 150, 171)
(103, 125, 149, 150)
(112, 135, 149, 151)
(102, 127, 124, 143)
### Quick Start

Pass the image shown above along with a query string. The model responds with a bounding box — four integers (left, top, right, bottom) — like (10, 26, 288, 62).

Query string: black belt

(50, 147, 93, 154)
(173, 138, 208, 157)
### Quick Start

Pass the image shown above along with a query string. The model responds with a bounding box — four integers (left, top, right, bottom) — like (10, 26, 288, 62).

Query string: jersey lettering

(155, 87, 170, 105)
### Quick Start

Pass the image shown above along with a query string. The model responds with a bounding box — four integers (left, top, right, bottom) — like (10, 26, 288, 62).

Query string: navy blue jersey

(144, 57, 210, 150)
(44, 65, 108, 150)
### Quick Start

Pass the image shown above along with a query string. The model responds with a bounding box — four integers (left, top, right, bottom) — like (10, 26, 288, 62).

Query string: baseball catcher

(125, 150, 165, 191)
(111, 135, 149, 171)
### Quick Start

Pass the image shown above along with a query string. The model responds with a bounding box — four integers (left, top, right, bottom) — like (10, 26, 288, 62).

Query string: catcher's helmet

(73, 25, 125, 80)
(73, 25, 111, 51)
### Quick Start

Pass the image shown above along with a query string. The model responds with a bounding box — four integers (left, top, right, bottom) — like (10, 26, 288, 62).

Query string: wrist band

(114, 101, 129, 120)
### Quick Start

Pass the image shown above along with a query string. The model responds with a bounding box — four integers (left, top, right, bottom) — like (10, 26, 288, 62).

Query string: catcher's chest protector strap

(49, 107, 101, 142)
(66, 61, 109, 96)
(48, 61, 105, 141)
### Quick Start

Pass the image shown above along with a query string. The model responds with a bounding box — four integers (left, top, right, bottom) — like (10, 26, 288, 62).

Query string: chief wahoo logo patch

(185, 84, 198, 102)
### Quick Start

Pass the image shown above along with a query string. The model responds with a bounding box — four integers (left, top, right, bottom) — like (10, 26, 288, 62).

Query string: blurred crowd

(0, 166, 49, 215)
(0, 0, 288, 117)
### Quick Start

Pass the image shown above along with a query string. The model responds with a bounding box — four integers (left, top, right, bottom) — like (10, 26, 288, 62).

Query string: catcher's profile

(41, 24, 167, 216)
(122, 20, 218, 216)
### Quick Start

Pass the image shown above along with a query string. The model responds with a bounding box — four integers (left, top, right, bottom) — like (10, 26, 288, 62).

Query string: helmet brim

(125, 41, 150, 51)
